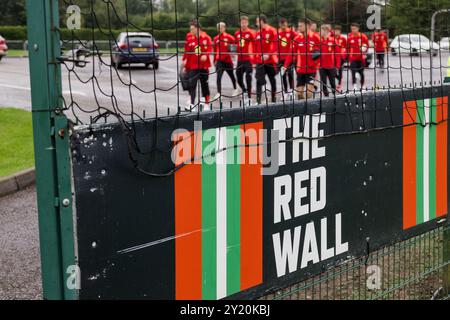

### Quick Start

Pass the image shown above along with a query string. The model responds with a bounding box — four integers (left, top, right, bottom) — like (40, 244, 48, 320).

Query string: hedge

(0, 25, 218, 42)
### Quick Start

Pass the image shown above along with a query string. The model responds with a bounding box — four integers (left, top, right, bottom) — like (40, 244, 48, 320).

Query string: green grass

(0, 108, 34, 177)
(5, 50, 27, 57)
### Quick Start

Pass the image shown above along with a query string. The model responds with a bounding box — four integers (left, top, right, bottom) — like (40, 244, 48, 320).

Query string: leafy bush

(0, 25, 218, 42)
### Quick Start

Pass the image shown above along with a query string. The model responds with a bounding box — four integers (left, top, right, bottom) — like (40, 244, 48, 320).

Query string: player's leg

(287, 63, 295, 91)
(296, 73, 307, 100)
(350, 61, 358, 89)
(319, 68, 329, 97)
(255, 64, 267, 104)
(306, 74, 315, 99)
(358, 61, 365, 89)
(236, 61, 246, 93)
(199, 69, 210, 104)
(266, 64, 277, 103)
(216, 61, 225, 96)
(279, 60, 288, 93)
(187, 70, 199, 108)
(379, 53, 385, 70)
(245, 61, 253, 98)
(225, 62, 238, 91)
(328, 68, 337, 95)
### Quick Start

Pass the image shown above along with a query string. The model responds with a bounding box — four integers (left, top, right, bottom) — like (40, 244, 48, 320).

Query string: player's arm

(362, 34, 369, 53)
(283, 38, 296, 68)
(182, 35, 190, 69)
(213, 36, 218, 63)
(201, 35, 212, 63)
(249, 31, 256, 65)
(229, 34, 236, 57)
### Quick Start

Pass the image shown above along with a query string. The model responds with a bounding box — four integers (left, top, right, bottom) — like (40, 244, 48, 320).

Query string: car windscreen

(125, 36, 154, 47)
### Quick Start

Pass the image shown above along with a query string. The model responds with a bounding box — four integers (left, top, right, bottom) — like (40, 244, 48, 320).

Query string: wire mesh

(260, 225, 450, 300)
(57, 0, 450, 124)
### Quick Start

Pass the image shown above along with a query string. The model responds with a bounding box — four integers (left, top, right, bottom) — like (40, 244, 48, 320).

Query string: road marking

(62, 90, 87, 96)
(0, 83, 30, 91)
(0, 83, 87, 97)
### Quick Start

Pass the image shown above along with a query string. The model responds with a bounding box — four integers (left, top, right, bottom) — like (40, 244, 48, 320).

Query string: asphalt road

(0, 53, 449, 123)
(0, 186, 42, 300)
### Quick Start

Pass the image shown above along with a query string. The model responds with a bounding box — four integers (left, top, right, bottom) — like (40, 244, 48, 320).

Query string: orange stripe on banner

(175, 131, 202, 300)
(436, 97, 448, 218)
(240, 122, 263, 291)
(403, 101, 417, 229)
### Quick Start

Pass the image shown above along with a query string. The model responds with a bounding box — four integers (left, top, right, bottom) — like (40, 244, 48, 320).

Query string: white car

(390, 34, 439, 56)
(440, 37, 449, 51)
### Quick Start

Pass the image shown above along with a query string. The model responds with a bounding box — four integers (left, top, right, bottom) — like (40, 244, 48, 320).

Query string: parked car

(440, 37, 450, 51)
(0, 35, 8, 61)
(111, 32, 160, 69)
(390, 34, 439, 56)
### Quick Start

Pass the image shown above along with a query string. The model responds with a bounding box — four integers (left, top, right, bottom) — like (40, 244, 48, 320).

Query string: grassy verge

(0, 108, 34, 178)
(5, 50, 27, 58)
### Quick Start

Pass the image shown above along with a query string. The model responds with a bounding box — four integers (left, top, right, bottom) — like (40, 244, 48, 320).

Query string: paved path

(0, 186, 42, 300)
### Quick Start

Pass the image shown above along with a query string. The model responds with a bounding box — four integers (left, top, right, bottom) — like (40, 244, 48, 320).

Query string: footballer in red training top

(254, 15, 278, 104)
(234, 16, 255, 100)
(284, 19, 320, 100)
(183, 20, 212, 110)
(213, 22, 238, 99)
(347, 22, 369, 90)
(334, 25, 347, 91)
(277, 18, 297, 96)
(372, 28, 388, 72)
(319, 24, 337, 97)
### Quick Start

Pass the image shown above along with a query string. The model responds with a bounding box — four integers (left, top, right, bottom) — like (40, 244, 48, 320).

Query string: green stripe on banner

(202, 129, 217, 300)
(429, 98, 437, 220)
(416, 100, 425, 225)
(226, 126, 241, 296)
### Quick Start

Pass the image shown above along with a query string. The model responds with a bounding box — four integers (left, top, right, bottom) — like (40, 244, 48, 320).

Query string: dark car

(111, 32, 160, 69)
(0, 35, 8, 61)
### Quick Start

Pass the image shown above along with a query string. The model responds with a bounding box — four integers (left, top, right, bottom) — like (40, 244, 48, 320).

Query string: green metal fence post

(26, 0, 77, 300)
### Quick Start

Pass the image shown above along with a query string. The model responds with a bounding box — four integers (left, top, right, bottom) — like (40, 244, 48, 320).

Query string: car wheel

(153, 62, 159, 70)
(0, 55, 3, 61)
(112, 56, 121, 69)
(391, 48, 397, 56)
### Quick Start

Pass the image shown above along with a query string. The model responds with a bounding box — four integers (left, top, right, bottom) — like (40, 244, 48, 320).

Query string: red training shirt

(254, 25, 278, 66)
(347, 32, 369, 62)
(183, 31, 212, 70)
(213, 32, 235, 64)
(234, 28, 255, 63)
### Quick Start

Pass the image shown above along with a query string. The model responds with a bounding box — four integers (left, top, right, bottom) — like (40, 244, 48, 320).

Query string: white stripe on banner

(216, 127, 227, 299)
(423, 99, 430, 222)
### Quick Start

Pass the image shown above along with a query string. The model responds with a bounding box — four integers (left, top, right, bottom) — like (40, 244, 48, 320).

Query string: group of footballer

(182, 15, 388, 110)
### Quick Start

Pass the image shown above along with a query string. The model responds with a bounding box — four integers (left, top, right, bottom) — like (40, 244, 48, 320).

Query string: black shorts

(376, 53, 385, 60)
(350, 60, 364, 71)
(297, 73, 315, 86)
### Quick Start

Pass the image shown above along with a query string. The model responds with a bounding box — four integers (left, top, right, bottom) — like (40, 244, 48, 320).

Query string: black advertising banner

(70, 86, 450, 299)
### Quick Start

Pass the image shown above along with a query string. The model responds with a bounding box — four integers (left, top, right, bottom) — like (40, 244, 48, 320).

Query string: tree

(386, 0, 450, 38)
(0, 0, 26, 26)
